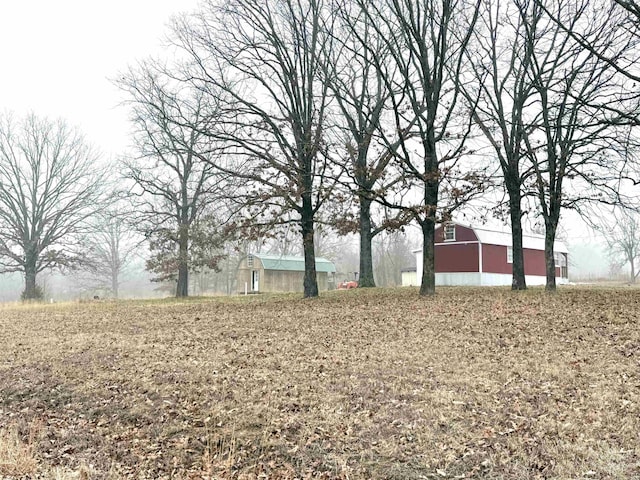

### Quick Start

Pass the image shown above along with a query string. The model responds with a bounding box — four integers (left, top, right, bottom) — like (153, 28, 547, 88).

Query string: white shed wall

(401, 271, 418, 286)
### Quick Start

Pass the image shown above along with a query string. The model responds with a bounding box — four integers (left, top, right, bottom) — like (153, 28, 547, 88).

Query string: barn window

(507, 246, 513, 264)
(444, 224, 455, 241)
(247, 254, 254, 267)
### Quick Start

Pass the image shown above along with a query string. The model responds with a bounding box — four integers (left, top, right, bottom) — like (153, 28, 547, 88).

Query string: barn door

(252, 270, 259, 292)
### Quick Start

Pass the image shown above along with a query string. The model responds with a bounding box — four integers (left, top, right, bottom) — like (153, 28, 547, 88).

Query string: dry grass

(0, 423, 38, 476)
(0, 287, 639, 479)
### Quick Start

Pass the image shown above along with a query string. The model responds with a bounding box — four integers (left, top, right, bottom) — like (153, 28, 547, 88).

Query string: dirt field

(0, 287, 639, 479)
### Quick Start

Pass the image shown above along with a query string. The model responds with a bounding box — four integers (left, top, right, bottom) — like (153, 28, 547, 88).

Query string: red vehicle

(337, 280, 358, 290)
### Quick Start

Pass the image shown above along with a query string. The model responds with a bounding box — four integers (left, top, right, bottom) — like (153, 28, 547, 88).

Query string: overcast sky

(0, 1, 199, 158)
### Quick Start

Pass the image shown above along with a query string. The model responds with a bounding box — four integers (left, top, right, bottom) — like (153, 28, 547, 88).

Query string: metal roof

(249, 254, 337, 273)
(471, 226, 568, 253)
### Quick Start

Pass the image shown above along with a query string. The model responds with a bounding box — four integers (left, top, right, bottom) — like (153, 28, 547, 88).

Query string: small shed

(400, 267, 418, 287)
(410, 223, 569, 286)
(237, 253, 337, 293)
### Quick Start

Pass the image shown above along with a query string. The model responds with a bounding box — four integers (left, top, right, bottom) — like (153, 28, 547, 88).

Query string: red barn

(412, 223, 569, 286)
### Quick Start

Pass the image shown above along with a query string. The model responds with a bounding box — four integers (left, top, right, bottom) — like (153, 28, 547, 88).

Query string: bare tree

(357, 0, 484, 296)
(0, 113, 108, 300)
(172, 0, 337, 298)
(144, 212, 226, 289)
(597, 207, 640, 283)
(117, 62, 225, 297)
(82, 209, 141, 298)
(319, 0, 403, 288)
(373, 229, 415, 287)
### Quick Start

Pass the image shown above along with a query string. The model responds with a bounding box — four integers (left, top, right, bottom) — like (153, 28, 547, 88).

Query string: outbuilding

(409, 223, 569, 286)
(400, 267, 418, 286)
(237, 253, 337, 293)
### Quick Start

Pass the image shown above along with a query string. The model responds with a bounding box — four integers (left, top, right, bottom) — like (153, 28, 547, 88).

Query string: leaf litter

(0, 287, 639, 479)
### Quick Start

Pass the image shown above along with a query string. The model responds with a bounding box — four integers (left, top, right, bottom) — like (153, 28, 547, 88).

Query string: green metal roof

(250, 254, 336, 273)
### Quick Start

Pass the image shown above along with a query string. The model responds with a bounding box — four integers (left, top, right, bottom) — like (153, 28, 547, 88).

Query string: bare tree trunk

(359, 197, 375, 288)
(301, 189, 319, 298)
(420, 220, 436, 296)
(24, 263, 38, 300)
(112, 273, 119, 299)
(24, 271, 38, 299)
(23, 241, 40, 300)
(545, 221, 557, 292)
(225, 253, 232, 295)
(176, 224, 189, 297)
(111, 233, 120, 298)
(508, 189, 527, 290)
(419, 144, 439, 297)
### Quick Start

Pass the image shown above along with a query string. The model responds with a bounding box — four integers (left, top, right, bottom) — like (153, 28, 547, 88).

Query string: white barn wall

(436, 273, 482, 286)
(480, 273, 513, 286)
(481, 273, 569, 286)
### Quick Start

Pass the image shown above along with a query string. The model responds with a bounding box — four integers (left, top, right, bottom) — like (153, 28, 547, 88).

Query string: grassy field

(0, 287, 639, 479)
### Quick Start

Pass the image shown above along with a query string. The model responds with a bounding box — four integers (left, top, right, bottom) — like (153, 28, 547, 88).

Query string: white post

(244, 282, 248, 296)
(478, 242, 483, 286)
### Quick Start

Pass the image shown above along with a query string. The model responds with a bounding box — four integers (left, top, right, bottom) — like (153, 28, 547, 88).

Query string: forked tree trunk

(358, 197, 376, 288)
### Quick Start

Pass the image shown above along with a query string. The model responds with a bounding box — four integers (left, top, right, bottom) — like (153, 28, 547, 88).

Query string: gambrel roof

(413, 222, 569, 253)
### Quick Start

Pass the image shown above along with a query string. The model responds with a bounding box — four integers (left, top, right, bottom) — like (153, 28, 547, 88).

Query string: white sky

(0, 1, 200, 158)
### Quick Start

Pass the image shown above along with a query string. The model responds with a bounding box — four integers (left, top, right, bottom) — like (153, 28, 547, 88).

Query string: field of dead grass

(0, 287, 639, 479)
